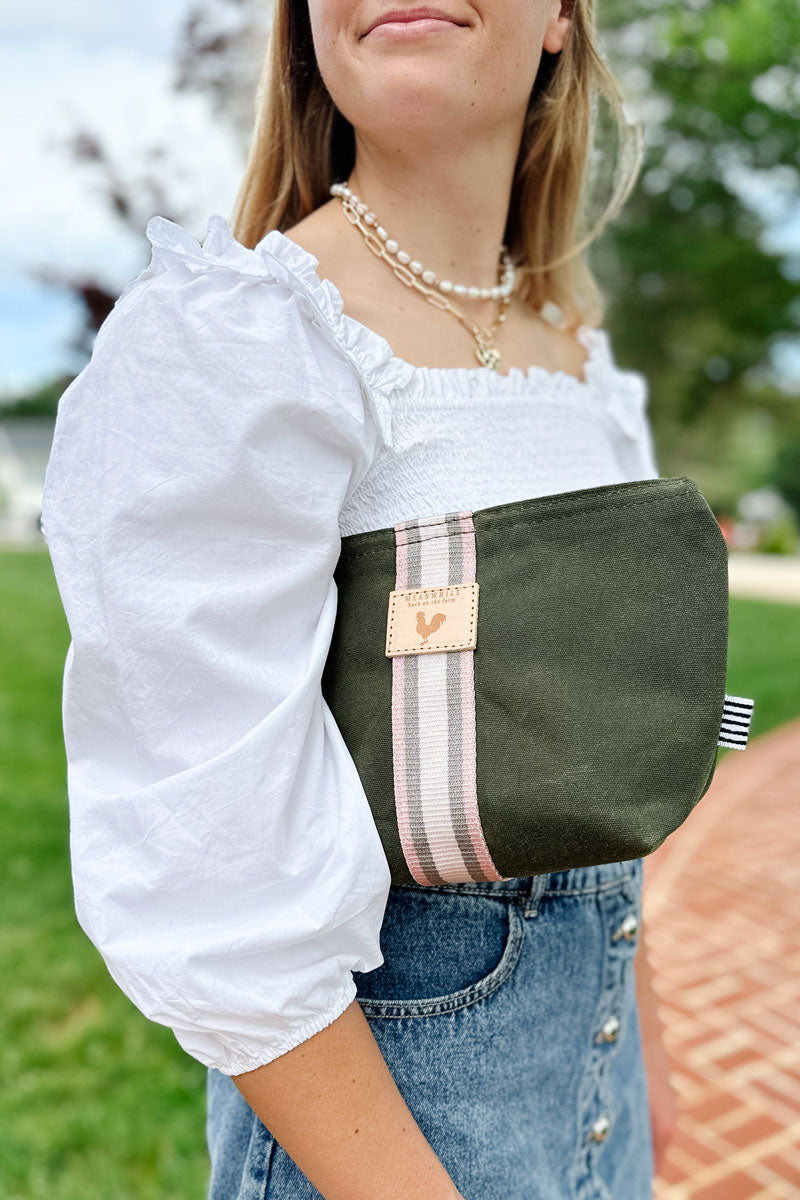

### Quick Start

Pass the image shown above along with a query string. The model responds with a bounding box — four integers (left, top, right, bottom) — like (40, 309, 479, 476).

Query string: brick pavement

(643, 717, 800, 1199)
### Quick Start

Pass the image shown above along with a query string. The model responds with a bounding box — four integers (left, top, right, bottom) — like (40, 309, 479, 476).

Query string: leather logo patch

(385, 582, 479, 657)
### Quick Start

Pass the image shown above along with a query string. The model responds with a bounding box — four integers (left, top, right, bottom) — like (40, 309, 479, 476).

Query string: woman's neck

(345, 127, 522, 294)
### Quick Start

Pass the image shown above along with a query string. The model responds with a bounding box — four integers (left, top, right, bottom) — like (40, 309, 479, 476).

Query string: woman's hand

(233, 999, 462, 1200)
(635, 918, 679, 1172)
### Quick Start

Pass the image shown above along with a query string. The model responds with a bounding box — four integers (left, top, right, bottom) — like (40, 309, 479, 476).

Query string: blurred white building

(0, 417, 54, 544)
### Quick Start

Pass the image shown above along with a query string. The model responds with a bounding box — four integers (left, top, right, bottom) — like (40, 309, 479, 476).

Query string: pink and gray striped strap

(391, 510, 506, 886)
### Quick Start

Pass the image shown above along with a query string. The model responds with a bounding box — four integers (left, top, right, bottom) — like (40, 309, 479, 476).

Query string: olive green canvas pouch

(321, 476, 755, 887)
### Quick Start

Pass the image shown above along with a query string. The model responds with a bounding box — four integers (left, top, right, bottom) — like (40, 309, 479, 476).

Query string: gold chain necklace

(330, 184, 512, 371)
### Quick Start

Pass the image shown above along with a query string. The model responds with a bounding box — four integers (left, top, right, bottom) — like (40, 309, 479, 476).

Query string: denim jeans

(206, 858, 654, 1200)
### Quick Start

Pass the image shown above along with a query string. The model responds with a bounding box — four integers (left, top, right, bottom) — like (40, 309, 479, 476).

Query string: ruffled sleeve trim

(139, 212, 412, 449)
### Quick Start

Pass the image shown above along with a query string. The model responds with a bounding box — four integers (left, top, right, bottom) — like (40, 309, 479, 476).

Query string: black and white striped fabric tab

(717, 694, 755, 750)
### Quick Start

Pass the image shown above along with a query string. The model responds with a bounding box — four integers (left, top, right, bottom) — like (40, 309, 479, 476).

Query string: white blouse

(40, 212, 660, 1077)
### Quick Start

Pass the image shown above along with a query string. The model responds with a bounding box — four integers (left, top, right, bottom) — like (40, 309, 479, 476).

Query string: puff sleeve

(40, 220, 393, 1075)
(623, 372, 660, 481)
(597, 329, 661, 482)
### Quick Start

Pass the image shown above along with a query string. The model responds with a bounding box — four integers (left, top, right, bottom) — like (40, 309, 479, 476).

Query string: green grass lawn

(1, 547, 798, 1199)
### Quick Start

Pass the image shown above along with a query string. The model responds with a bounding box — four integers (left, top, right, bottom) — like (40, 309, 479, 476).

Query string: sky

(0, 0, 246, 396)
(0, 1, 798, 398)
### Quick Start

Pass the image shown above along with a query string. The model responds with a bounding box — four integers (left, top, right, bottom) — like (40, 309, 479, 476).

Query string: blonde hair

(230, 0, 643, 330)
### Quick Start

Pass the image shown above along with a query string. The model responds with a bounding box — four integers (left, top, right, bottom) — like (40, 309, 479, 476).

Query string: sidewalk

(644, 718, 800, 1199)
(728, 553, 800, 605)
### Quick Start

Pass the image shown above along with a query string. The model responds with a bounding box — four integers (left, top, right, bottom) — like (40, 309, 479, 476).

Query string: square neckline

(144, 213, 611, 403)
(140, 210, 643, 450)
(274, 229, 600, 391)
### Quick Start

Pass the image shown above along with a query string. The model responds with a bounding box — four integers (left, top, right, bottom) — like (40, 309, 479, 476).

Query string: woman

(42, 0, 678, 1195)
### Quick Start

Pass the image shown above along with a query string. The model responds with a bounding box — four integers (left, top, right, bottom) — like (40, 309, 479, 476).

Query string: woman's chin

(351, 94, 468, 138)
(355, 65, 470, 109)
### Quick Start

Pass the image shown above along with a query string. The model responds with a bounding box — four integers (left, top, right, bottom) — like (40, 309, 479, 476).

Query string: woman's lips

(365, 17, 462, 37)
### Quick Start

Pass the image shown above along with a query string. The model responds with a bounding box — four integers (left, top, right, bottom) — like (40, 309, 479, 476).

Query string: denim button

(591, 1115, 612, 1141)
(599, 1014, 621, 1042)
(612, 912, 638, 942)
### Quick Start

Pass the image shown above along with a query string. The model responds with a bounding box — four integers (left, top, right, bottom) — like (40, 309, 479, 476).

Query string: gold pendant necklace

(331, 185, 512, 370)
(474, 340, 503, 371)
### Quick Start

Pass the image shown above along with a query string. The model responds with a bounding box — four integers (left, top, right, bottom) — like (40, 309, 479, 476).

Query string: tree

(593, 0, 799, 494)
(29, 0, 266, 367)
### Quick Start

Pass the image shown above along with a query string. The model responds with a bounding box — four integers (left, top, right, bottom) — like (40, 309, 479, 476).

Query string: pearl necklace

(329, 181, 514, 370)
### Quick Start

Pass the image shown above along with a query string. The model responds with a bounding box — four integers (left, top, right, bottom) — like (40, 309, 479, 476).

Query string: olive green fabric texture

(320, 477, 729, 886)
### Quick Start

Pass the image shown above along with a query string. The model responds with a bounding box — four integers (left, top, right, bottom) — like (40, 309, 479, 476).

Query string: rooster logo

(416, 610, 446, 645)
